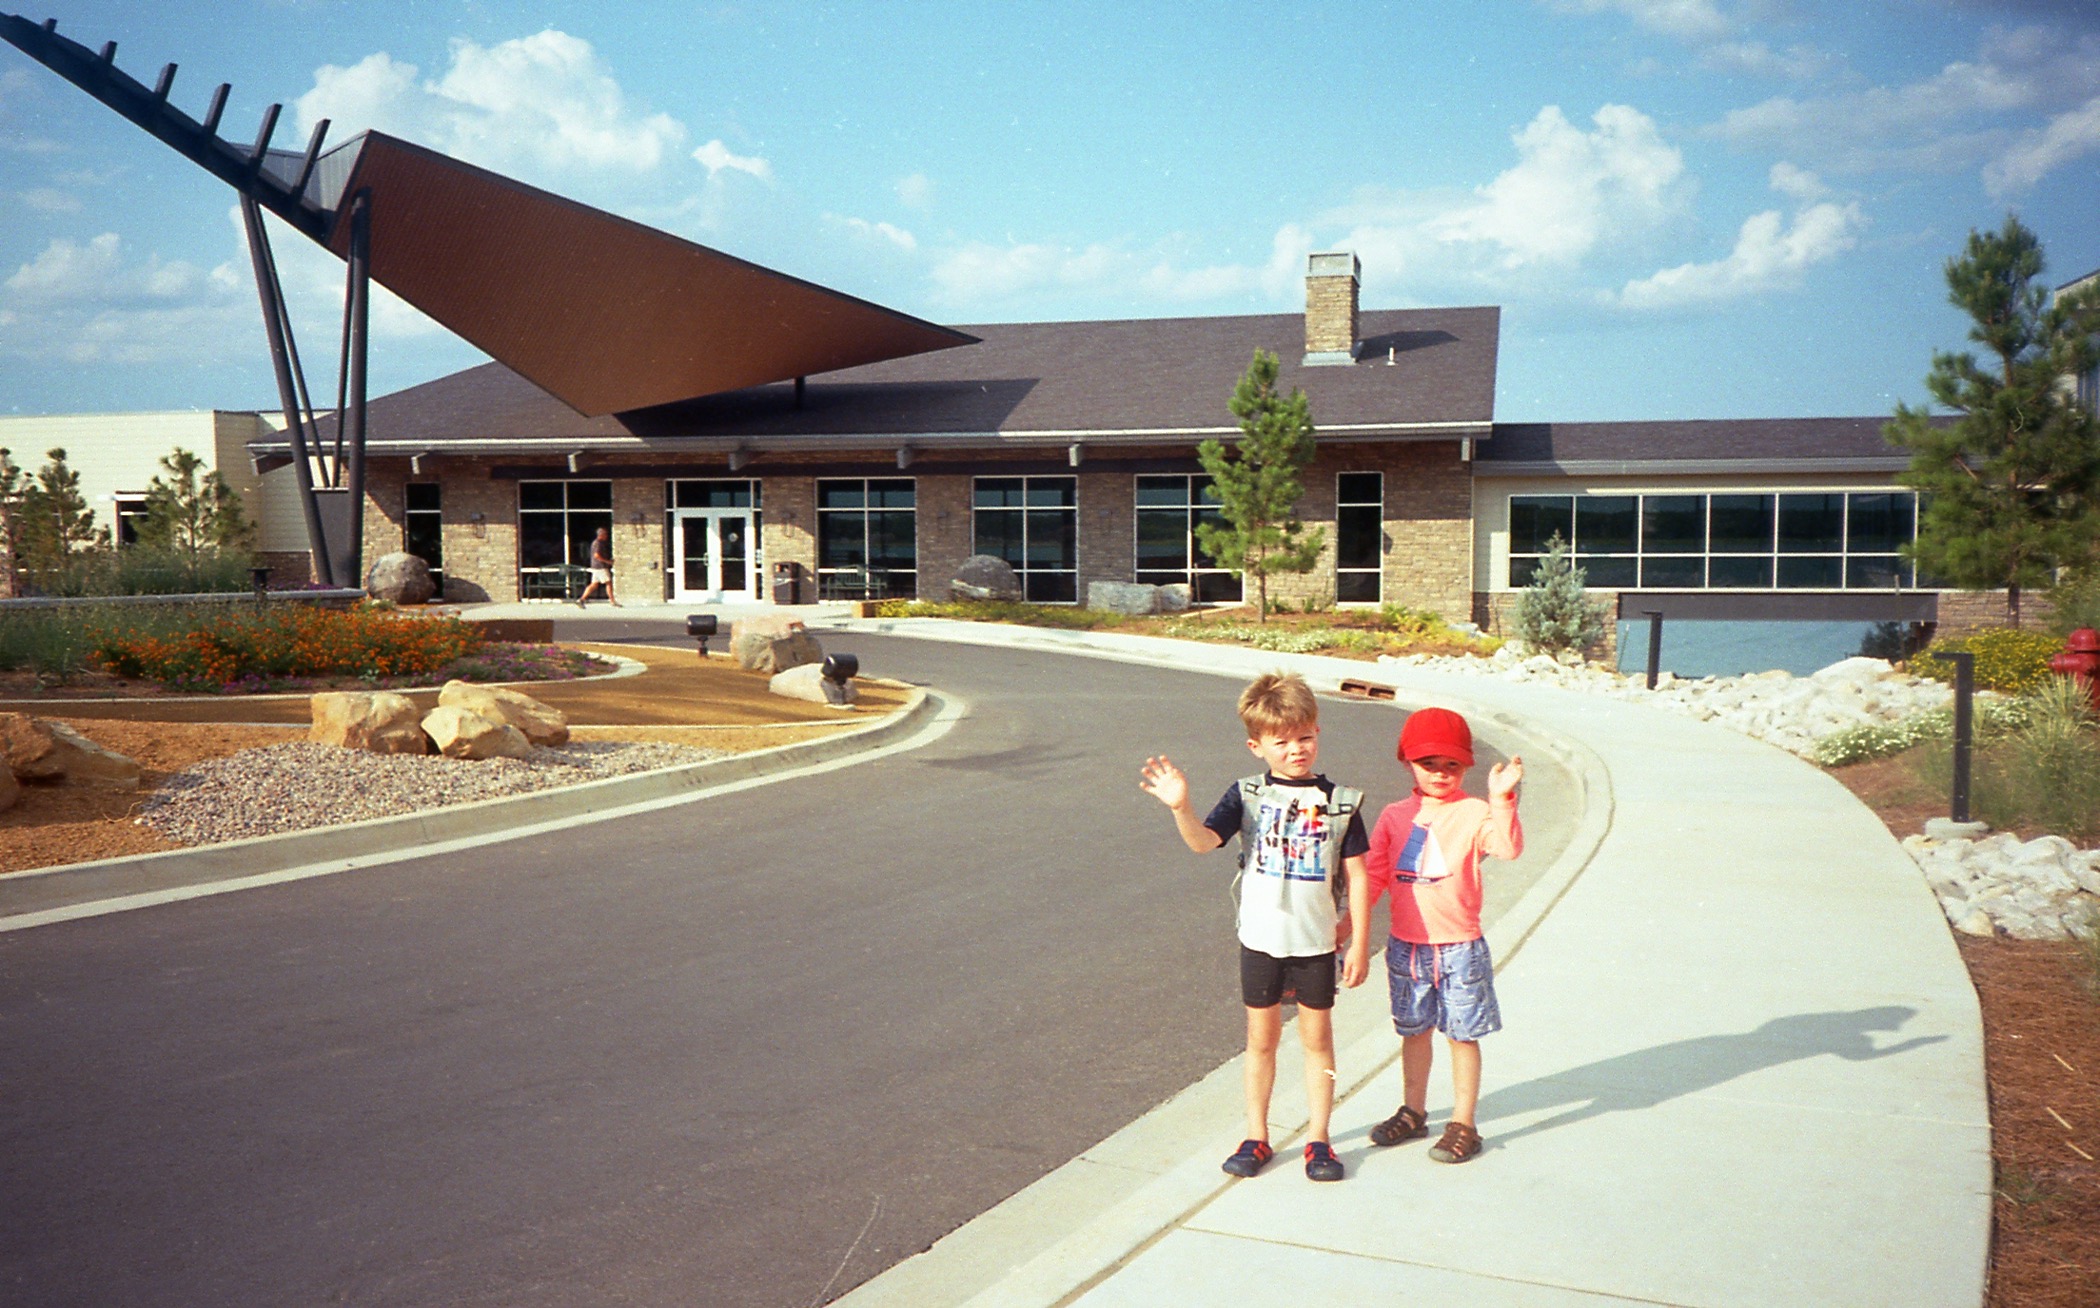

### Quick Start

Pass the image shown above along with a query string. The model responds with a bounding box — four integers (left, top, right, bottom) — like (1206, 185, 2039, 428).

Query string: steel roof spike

(290, 117, 329, 202)
(152, 62, 174, 100)
(247, 101, 279, 164)
(97, 39, 113, 62)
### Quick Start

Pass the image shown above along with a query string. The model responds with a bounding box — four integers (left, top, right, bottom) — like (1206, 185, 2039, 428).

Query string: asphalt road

(0, 629, 1567, 1307)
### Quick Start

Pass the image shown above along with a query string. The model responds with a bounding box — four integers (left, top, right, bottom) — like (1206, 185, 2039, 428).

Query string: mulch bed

(1828, 763, 2100, 1305)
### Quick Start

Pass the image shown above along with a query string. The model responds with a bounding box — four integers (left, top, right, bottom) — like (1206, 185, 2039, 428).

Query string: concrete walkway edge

(0, 687, 944, 930)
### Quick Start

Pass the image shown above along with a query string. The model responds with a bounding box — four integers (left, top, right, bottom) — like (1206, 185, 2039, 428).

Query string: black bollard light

(1948, 650, 1975, 824)
(687, 613, 719, 659)
(822, 653, 859, 684)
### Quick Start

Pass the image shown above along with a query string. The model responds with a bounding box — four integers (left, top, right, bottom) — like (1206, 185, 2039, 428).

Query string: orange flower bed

(95, 607, 482, 692)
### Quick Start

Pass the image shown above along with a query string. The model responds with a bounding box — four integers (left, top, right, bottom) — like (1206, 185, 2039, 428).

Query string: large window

(113, 493, 148, 547)
(1508, 491, 1919, 591)
(817, 478, 915, 599)
(518, 479, 612, 600)
(1134, 474, 1238, 603)
(1335, 472, 1383, 604)
(976, 476, 1078, 602)
(405, 482, 443, 589)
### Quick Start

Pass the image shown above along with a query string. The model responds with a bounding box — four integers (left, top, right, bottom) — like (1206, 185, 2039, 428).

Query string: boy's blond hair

(1238, 671, 1319, 740)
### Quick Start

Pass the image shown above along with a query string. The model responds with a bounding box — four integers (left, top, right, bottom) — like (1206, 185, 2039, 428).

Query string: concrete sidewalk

(813, 618, 1987, 1308)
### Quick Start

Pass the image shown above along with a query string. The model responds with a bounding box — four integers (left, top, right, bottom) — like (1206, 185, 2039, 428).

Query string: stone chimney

(1303, 251, 1360, 365)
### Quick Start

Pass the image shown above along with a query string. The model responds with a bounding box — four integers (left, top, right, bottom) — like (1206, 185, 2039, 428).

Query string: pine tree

(14, 447, 105, 575)
(1885, 215, 2100, 626)
(1515, 533, 1606, 654)
(137, 447, 256, 562)
(1195, 349, 1326, 623)
(0, 447, 23, 598)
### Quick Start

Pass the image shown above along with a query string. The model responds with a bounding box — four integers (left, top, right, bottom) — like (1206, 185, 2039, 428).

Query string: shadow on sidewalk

(1470, 1006, 1948, 1146)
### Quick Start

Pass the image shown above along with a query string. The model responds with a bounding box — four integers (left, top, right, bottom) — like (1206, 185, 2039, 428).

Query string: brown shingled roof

(286, 305, 1499, 452)
(1478, 417, 1920, 473)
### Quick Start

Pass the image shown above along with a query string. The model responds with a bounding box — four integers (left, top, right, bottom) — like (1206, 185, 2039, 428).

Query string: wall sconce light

(896, 446, 914, 469)
(1068, 443, 1083, 467)
(566, 451, 584, 473)
(728, 447, 751, 471)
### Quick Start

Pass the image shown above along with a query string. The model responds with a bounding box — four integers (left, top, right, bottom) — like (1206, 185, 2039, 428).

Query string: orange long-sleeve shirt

(1366, 790, 1523, 945)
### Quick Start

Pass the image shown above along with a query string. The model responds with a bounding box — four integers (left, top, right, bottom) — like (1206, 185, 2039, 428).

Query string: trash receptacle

(770, 560, 801, 606)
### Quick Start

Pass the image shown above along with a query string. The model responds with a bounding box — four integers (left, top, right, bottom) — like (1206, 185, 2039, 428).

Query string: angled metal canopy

(0, 12, 975, 583)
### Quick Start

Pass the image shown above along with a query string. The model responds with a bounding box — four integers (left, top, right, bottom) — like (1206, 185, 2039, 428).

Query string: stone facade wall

(1257, 442, 1473, 622)
(1934, 588, 2060, 634)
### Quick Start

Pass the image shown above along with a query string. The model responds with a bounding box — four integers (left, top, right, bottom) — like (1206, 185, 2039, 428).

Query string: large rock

(0, 713, 141, 787)
(365, 551, 436, 605)
(0, 765, 18, 813)
(420, 706, 533, 760)
(950, 554, 1022, 602)
(438, 680, 569, 746)
(309, 692, 430, 755)
(1158, 583, 1194, 613)
(1087, 581, 1161, 615)
(731, 615, 823, 674)
(769, 662, 858, 707)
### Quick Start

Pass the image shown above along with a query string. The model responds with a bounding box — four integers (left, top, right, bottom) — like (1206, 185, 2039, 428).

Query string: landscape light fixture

(821, 653, 859, 684)
(686, 613, 719, 659)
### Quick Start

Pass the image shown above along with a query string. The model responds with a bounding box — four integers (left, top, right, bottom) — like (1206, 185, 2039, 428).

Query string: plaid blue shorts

(1386, 936, 1501, 1041)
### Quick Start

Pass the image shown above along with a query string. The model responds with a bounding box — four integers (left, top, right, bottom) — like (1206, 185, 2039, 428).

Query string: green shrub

(1902, 677, 2100, 842)
(1515, 534, 1606, 654)
(0, 602, 204, 679)
(20, 546, 255, 597)
(1910, 627, 2061, 692)
(2043, 567, 2100, 638)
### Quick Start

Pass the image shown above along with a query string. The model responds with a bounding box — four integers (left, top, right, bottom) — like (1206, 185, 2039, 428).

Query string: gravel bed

(139, 741, 725, 846)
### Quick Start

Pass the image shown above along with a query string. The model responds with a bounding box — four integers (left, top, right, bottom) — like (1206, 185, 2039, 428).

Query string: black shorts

(1241, 945, 1338, 1010)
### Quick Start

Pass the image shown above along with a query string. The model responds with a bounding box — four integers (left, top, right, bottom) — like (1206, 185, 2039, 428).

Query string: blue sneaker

(1304, 1140, 1345, 1182)
(1221, 1138, 1273, 1177)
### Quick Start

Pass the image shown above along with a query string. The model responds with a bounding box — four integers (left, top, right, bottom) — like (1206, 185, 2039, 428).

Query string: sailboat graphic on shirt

(1392, 822, 1452, 884)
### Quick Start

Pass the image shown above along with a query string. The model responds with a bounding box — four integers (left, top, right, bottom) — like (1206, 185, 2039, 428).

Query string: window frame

(404, 481, 444, 589)
(815, 477, 916, 600)
(516, 478, 614, 601)
(974, 474, 1081, 604)
(1131, 472, 1239, 603)
(1334, 471, 1384, 605)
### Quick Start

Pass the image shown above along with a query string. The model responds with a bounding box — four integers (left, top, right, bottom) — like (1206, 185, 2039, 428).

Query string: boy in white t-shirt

(1139, 672, 1371, 1182)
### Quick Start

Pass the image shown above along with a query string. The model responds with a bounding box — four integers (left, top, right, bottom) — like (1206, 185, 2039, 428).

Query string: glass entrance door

(673, 509, 755, 601)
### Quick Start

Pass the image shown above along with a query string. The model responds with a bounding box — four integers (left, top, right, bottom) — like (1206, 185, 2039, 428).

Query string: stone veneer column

(1078, 466, 1134, 593)
(610, 477, 661, 602)
(436, 459, 519, 603)
(761, 475, 817, 601)
(915, 472, 974, 601)
(360, 462, 406, 588)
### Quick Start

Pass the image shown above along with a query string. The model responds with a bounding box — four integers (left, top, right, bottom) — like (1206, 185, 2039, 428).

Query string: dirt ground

(0, 643, 910, 874)
(1828, 764, 2100, 1306)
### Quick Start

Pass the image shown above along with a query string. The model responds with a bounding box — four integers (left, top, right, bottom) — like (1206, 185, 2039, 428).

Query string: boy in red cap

(1363, 706, 1522, 1164)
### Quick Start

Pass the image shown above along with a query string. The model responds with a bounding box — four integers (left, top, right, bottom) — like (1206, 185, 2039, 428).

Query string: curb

(830, 626, 1618, 1308)
(0, 688, 941, 930)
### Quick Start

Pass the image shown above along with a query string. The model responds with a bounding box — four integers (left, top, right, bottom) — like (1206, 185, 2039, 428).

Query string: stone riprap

(421, 705, 533, 760)
(309, 691, 428, 755)
(730, 615, 823, 675)
(1901, 832, 2100, 941)
(1376, 647, 1952, 759)
(139, 741, 722, 846)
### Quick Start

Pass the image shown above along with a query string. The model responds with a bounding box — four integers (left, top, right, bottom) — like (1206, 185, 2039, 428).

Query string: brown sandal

(1428, 1121, 1482, 1164)
(1369, 1105, 1428, 1147)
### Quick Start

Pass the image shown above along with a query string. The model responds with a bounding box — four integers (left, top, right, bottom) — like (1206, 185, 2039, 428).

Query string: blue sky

(3, 1, 2099, 422)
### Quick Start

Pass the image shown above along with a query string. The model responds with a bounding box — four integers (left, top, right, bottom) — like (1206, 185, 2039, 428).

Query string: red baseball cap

(1398, 707, 1474, 767)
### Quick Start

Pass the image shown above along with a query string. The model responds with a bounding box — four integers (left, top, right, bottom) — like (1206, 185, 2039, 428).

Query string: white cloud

(1427, 104, 1686, 268)
(931, 241, 1125, 301)
(895, 172, 934, 210)
(1619, 199, 1862, 308)
(1715, 24, 2100, 181)
(20, 187, 81, 214)
(1698, 40, 1827, 79)
(1986, 93, 2100, 193)
(0, 234, 251, 365)
(1768, 161, 1826, 200)
(1554, 0, 1732, 41)
(691, 138, 772, 182)
(833, 215, 917, 252)
(293, 31, 687, 176)
(5, 233, 206, 304)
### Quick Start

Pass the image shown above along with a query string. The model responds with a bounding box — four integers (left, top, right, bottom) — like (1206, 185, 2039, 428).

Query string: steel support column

(240, 194, 332, 585)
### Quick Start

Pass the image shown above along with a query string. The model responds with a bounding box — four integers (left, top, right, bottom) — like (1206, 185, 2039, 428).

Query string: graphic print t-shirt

(1204, 774, 1369, 959)
(1365, 792, 1523, 945)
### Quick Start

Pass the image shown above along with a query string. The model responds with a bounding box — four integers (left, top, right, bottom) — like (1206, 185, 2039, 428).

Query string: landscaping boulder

(950, 554, 1022, 602)
(0, 713, 141, 787)
(365, 551, 436, 605)
(1158, 583, 1194, 613)
(0, 765, 18, 813)
(309, 692, 430, 755)
(1087, 580, 1160, 616)
(420, 706, 533, 760)
(731, 615, 823, 675)
(438, 680, 569, 746)
(769, 661, 858, 707)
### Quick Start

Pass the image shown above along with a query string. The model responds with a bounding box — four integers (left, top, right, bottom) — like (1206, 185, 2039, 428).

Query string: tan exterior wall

(1257, 442, 1472, 622)
(0, 411, 222, 538)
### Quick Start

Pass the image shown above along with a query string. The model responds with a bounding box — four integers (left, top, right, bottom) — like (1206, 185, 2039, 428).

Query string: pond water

(1614, 618, 1924, 678)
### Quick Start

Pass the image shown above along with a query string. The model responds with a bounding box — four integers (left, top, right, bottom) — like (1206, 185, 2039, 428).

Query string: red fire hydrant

(2048, 627, 2100, 710)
